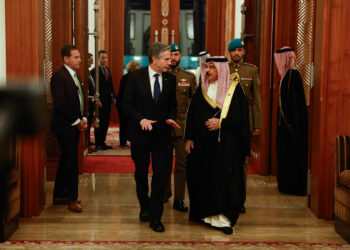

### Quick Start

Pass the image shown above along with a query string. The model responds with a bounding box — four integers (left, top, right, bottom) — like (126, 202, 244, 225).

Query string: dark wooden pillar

(74, 0, 89, 173)
(310, 0, 350, 219)
(150, 0, 180, 44)
(5, 0, 45, 217)
(206, 0, 226, 56)
(103, 0, 124, 124)
(46, 0, 73, 181)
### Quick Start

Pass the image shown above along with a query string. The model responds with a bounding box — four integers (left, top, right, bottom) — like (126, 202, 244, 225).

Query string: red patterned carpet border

(2, 240, 349, 249)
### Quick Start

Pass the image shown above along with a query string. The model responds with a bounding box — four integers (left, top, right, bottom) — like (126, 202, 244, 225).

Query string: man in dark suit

(116, 61, 140, 148)
(123, 42, 180, 232)
(50, 44, 87, 212)
(87, 53, 97, 153)
(91, 50, 116, 150)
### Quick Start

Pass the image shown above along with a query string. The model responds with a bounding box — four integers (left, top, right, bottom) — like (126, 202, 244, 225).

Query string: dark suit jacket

(116, 73, 129, 113)
(122, 67, 177, 146)
(91, 66, 116, 104)
(50, 65, 86, 134)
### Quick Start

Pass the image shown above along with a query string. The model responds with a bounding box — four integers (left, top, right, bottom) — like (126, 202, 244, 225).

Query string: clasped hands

(140, 119, 181, 131)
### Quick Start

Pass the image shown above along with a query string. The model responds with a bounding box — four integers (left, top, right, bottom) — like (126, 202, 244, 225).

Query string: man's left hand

(252, 129, 261, 136)
(205, 118, 220, 131)
(166, 119, 181, 129)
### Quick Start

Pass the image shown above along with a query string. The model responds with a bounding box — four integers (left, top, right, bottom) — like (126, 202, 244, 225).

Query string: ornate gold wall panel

(296, 0, 315, 106)
(44, 0, 52, 104)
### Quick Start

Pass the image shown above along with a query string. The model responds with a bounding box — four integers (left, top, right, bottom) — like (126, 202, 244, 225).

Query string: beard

(170, 60, 180, 68)
(231, 55, 243, 63)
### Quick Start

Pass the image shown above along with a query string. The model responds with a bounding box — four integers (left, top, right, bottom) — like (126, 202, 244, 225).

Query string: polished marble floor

(9, 174, 346, 244)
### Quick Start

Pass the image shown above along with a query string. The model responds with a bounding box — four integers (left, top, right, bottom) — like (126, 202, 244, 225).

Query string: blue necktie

(154, 73, 160, 104)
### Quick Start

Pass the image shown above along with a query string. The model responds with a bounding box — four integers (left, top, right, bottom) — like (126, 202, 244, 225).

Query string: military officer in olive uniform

(228, 38, 262, 213)
(164, 43, 197, 212)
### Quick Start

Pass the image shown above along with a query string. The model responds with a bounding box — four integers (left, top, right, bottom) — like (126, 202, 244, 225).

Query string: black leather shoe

(221, 227, 233, 234)
(149, 220, 165, 232)
(102, 144, 112, 149)
(240, 206, 246, 214)
(96, 145, 107, 150)
(139, 209, 150, 222)
(163, 192, 172, 203)
(173, 199, 188, 212)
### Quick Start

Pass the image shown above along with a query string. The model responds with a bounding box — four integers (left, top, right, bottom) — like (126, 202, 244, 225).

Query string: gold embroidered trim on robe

(218, 79, 239, 142)
(201, 83, 222, 109)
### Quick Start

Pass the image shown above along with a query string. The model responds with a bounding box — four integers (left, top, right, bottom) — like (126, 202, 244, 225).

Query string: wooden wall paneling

(311, 0, 350, 219)
(224, 0, 235, 60)
(74, 0, 89, 173)
(205, 0, 226, 56)
(105, 0, 124, 124)
(244, 0, 259, 65)
(5, 0, 46, 217)
(257, 0, 273, 175)
(150, 0, 180, 45)
(270, 0, 297, 176)
(46, 0, 73, 181)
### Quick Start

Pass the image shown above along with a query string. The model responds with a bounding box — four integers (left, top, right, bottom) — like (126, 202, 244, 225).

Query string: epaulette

(183, 69, 196, 78)
(243, 62, 257, 68)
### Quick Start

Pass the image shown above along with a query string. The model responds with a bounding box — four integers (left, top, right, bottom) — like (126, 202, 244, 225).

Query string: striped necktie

(73, 73, 84, 115)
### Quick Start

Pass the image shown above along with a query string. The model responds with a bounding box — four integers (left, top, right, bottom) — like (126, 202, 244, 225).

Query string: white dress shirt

(148, 66, 163, 99)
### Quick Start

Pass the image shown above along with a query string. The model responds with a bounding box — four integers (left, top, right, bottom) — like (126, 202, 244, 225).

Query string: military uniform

(165, 67, 196, 201)
(229, 61, 262, 189)
(229, 61, 262, 130)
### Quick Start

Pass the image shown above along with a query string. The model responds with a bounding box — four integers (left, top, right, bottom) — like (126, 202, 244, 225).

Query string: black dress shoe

(96, 145, 107, 150)
(163, 191, 172, 203)
(102, 144, 112, 149)
(139, 209, 150, 222)
(221, 227, 233, 234)
(240, 206, 246, 214)
(173, 199, 188, 212)
(149, 220, 165, 232)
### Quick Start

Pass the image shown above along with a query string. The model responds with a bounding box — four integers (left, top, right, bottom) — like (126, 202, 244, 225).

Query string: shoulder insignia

(243, 62, 257, 68)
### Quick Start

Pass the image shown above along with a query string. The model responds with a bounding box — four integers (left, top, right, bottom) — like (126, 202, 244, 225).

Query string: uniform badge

(178, 79, 190, 87)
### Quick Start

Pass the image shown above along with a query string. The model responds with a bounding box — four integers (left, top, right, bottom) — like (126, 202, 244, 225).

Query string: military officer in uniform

(164, 43, 197, 212)
(228, 38, 262, 213)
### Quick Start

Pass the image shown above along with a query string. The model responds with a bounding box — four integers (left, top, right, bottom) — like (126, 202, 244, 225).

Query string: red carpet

(84, 156, 136, 173)
(84, 155, 175, 173)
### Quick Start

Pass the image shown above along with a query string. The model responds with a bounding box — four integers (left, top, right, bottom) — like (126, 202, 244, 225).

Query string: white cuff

(72, 118, 81, 126)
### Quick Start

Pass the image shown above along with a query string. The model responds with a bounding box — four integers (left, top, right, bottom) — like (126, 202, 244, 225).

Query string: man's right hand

(140, 119, 157, 131)
(185, 140, 194, 154)
(77, 120, 86, 130)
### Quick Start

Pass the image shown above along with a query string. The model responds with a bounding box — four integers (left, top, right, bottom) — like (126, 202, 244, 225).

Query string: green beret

(228, 38, 245, 52)
(170, 43, 181, 52)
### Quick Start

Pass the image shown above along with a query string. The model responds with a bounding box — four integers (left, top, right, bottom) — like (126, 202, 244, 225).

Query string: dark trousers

(94, 101, 111, 146)
(165, 137, 187, 200)
(88, 101, 95, 145)
(53, 127, 80, 201)
(119, 114, 128, 146)
(131, 136, 168, 221)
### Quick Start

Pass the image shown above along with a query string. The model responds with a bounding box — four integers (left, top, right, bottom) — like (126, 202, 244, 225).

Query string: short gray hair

(148, 42, 170, 63)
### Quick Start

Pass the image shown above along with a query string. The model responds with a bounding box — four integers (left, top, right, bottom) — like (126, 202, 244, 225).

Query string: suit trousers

(88, 101, 95, 145)
(131, 133, 168, 221)
(119, 114, 128, 146)
(94, 100, 111, 146)
(165, 137, 187, 200)
(53, 127, 80, 201)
